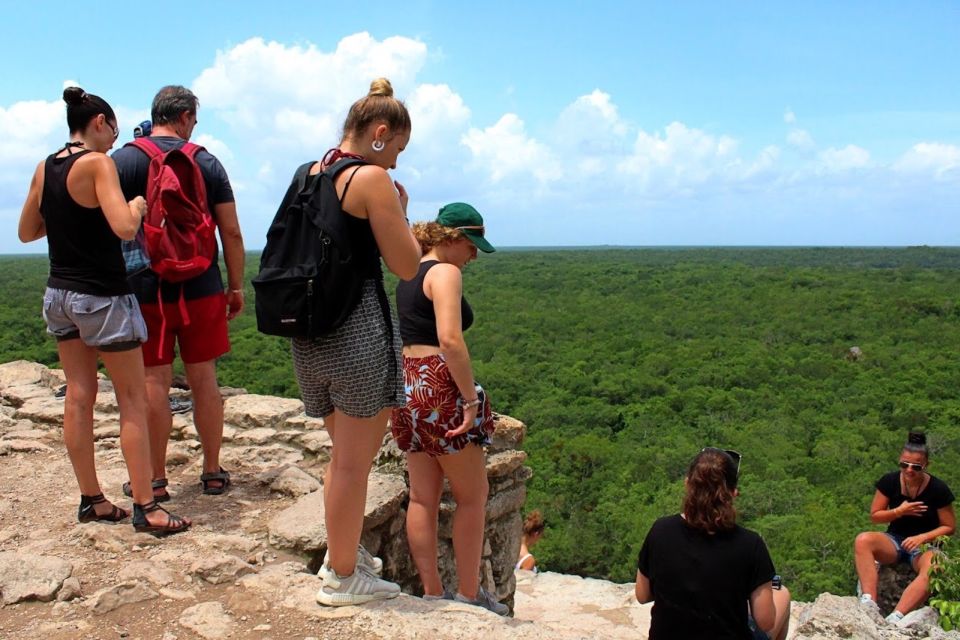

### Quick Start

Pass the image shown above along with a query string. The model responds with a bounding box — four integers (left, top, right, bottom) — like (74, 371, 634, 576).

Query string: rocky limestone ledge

(0, 359, 531, 611)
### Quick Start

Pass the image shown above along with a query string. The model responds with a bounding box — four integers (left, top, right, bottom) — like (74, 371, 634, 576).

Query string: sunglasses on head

(898, 461, 925, 472)
(701, 447, 742, 478)
(455, 225, 485, 237)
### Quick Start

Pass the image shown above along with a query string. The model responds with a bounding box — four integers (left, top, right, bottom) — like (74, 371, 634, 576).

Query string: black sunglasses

(898, 461, 925, 472)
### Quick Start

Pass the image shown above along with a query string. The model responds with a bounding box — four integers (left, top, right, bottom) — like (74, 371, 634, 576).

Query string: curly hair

(522, 510, 545, 537)
(683, 449, 738, 534)
(411, 221, 465, 253)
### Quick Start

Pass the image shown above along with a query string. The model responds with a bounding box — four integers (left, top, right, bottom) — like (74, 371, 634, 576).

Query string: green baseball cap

(436, 202, 495, 253)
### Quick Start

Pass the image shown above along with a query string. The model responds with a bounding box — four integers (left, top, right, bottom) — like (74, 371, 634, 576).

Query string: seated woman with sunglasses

(854, 431, 955, 624)
(636, 448, 791, 640)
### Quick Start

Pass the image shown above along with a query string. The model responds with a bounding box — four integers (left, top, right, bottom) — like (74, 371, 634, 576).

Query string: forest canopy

(3, 246, 959, 600)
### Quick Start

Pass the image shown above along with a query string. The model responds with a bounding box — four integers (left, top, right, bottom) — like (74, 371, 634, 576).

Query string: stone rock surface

(792, 593, 956, 640)
(270, 465, 322, 497)
(223, 394, 304, 430)
(269, 472, 407, 553)
(0, 552, 72, 604)
(189, 552, 258, 585)
(179, 601, 235, 639)
(86, 581, 159, 614)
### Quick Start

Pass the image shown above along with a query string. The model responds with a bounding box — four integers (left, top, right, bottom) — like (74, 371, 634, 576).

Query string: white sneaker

(320, 544, 383, 578)
(885, 611, 904, 625)
(454, 586, 509, 616)
(315, 564, 401, 607)
(858, 595, 880, 618)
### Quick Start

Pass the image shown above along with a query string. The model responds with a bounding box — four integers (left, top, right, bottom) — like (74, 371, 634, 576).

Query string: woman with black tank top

(390, 203, 506, 614)
(18, 87, 190, 536)
(854, 431, 955, 623)
(303, 79, 421, 607)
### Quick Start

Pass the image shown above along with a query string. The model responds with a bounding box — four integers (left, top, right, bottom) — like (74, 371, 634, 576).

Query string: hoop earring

(372, 139, 385, 152)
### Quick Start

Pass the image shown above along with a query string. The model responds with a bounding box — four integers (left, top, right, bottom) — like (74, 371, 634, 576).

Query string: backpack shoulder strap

(126, 137, 162, 159)
(178, 141, 206, 160)
(293, 161, 316, 193)
(322, 157, 367, 179)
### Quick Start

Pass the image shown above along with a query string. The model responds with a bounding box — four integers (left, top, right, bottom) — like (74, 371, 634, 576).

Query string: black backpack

(252, 157, 369, 338)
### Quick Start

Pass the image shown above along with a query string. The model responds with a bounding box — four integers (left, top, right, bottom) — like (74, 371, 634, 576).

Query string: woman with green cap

(390, 202, 506, 614)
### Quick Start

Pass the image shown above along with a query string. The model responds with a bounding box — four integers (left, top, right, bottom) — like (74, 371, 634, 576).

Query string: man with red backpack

(113, 85, 244, 500)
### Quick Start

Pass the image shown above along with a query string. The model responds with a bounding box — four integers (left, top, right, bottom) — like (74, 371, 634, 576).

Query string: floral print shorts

(391, 354, 494, 456)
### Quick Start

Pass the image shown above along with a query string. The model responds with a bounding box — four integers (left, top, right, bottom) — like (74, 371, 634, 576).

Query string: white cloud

(620, 122, 739, 189)
(784, 109, 797, 124)
(787, 129, 815, 149)
(462, 114, 561, 184)
(819, 145, 871, 171)
(193, 33, 428, 155)
(894, 142, 960, 180)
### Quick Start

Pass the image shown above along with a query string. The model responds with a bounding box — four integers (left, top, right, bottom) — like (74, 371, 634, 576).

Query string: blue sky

(1, 1, 958, 252)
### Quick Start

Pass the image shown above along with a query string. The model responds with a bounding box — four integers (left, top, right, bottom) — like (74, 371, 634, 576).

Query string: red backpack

(127, 138, 216, 283)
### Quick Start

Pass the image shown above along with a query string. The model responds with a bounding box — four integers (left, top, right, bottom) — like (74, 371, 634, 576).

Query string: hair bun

(908, 431, 927, 445)
(63, 87, 87, 106)
(368, 77, 394, 98)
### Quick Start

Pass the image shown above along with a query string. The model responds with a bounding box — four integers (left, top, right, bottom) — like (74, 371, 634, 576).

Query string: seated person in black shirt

(854, 431, 956, 624)
(636, 448, 791, 640)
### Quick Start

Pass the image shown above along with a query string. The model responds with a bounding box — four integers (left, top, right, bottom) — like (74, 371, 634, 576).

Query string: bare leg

(58, 340, 109, 512)
(896, 551, 935, 615)
(406, 452, 444, 595)
(325, 408, 389, 577)
(853, 532, 898, 600)
(437, 444, 489, 600)
(100, 348, 190, 528)
(771, 586, 792, 640)
(184, 359, 223, 481)
(144, 363, 173, 489)
(322, 414, 336, 507)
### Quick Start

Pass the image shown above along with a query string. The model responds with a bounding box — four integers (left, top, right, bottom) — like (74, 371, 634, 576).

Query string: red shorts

(139, 293, 230, 367)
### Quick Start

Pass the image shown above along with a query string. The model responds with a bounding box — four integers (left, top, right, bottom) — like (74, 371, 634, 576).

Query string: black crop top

(396, 260, 473, 347)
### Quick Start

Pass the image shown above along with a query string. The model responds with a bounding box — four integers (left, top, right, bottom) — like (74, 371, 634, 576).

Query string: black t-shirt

(111, 136, 235, 302)
(396, 260, 474, 347)
(876, 471, 955, 538)
(638, 514, 776, 640)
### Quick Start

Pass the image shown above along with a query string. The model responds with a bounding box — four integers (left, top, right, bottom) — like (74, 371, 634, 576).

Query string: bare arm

(868, 489, 927, 524)
(213, 201, 245, 320)
(354, 167, 420, 280)
(748, 582, 776, 633)
(427, 263, 478, 437)
(902, 504, 956, 552)
(18, 162, 46, 242)
(635, 570, 652, 604)
(91, 155, 144, 241)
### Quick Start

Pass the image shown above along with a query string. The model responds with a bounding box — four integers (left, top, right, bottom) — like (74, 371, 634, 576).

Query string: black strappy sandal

(132, 500, 190, 537)
(78, 493, 130, 523)
(200, 468, 231, 495)
(121, 478, 171, 503)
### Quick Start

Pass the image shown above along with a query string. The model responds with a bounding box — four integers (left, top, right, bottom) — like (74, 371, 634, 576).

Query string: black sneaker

(54, 385, 67, 399)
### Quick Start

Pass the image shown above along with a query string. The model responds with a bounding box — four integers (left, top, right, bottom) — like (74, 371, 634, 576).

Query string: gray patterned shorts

(291, 280, 403, 419)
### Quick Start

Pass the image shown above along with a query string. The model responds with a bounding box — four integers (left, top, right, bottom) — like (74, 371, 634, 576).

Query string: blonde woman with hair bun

(302, 78, 422, 607)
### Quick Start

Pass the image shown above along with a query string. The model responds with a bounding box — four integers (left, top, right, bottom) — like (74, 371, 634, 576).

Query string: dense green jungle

(2, 247, 959, 601)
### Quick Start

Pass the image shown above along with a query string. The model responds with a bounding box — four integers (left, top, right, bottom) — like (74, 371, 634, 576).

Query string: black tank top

(41, 149, 131, 295)
(396, 260, 473, 347)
